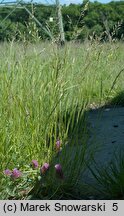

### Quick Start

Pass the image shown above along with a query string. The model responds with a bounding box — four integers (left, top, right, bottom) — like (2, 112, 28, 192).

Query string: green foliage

(88, 152, 124, 199)
(0, 1, 124, 42)
(76, 26, 89, 41)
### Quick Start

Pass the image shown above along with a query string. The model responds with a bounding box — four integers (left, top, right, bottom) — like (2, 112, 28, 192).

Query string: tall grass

(0, 41, 124, 199)
(88, 152, 124, 199)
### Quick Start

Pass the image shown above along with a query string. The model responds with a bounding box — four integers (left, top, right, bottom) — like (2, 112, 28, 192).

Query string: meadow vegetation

(0, 41, 124, 199)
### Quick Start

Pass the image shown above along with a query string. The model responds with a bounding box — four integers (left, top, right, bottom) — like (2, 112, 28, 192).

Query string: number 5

(112, 203, 118, 211)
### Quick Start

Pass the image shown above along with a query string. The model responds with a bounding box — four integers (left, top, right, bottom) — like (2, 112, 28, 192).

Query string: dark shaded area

(108, 91, 124, 107)
(80, 91, 124, 200)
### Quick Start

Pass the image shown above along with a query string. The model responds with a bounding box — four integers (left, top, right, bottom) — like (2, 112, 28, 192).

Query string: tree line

(0, 1, 124, 42)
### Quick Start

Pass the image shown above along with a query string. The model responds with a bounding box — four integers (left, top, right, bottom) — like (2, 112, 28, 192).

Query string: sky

(59, 0, 112, 4)
(31, 0, 118, 4)
(0, 0, 120, 5)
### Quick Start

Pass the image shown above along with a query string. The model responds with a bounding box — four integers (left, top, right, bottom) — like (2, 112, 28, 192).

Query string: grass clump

(88, 152, 124, 199)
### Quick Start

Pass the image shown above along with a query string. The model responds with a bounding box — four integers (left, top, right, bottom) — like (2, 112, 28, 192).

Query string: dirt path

(87, 107, 124, 165)
(80, 106, 124, 194)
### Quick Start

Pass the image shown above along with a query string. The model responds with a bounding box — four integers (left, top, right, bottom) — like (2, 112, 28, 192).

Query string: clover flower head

(55, 164, 62, 172)
(4, 169, 12, 176)
(40, 163, 50, 174)
(31, 160, 39, 169)
(11, 168, 22, 179)
(55, 164, 64, 179)
(56, 140, 62, 153)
